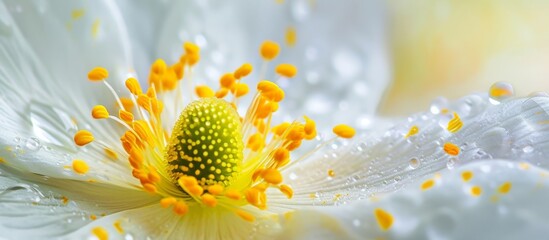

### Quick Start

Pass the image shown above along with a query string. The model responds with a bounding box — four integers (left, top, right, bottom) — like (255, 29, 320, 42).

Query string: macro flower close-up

(2, 1, 549, 240)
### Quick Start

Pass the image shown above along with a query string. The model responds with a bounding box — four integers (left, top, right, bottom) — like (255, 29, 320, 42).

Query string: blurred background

(381, 0, 549, 115)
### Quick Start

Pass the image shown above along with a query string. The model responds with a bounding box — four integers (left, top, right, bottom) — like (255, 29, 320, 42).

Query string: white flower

(1, 1, 549, 240)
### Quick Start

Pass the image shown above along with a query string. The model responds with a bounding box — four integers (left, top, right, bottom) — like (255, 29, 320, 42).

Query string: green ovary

(166, 98, 244, 187)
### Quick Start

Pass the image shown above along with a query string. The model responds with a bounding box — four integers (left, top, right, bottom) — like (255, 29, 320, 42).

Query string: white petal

(278, 160, 549, 239)
(0, 1, 142, 187)
(0, 166, 154, 239)
(153, 0, 390, 130)
(276, 95, 549, 209)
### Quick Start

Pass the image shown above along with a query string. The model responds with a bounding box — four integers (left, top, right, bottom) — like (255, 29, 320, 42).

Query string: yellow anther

(91, 227, 109, 240)
(470, 186, 482, 196)
(461, 171, 473, 182)
(120, 97, 134, 111)
(272, 122, 291, 136)
(151, 59, 167, 75)
(125, 77, 142, 95)
(256, 102, 278, 119)
(252, 168, 264, 182)
(143, 183, 157, 193)
(333, 124, 356, 138)
(405, 125, 419, 138)
(74, 130, 94, 146)
(234, 63, 253, 79)
(236, 210, 255, 222)
(498, 182, 512, 194)
(173, 201, 189, 215)
(286, 140, 302, 152)
(285, 26, 297, 47)
(273, 148, 290, 163)
(137, 94, 151, 111)
(257, 80, 280, 93)
(90, 214, 97, 220)
(162, 69, 178, 90)
(245, 188, 266, 209)
(91, 105, 109, 119)
(215, 88, 229, 98)
(195, 85, 215, 98)
(443, 142, 460, 156)
(230, 82, 250, 97)
(220, 73, 236, 88)
(421, 179, 435, 190)
(147, 167, 161, 183)
(88, 67, 109, 81)
(104, 148, 118, 160)
(178, 176, 198, 188)
(160, 197, 177, 208)
(260, 40, 280, 60)
(188, 185, 204, 196)
(247, 133, 265, 151)
(279, 184, 293, 199)
(262, 168, 283, 185)
(254, 119, 267, 133)
(286, 125, 305, 141)
(374, 208, 394, 231)
(185, 53, 200, 66)
(447, 113, 463, 133)
(303, 116, 317, 139)
(119, 109, 134, 122)
(202, 194, 217, 207)
(183, 42, 200, 55)
(208, 184, 224, 195)
(71, 9, 85, 20)
(328, 169, 335, 177)
(225, 190, 241, 200)
(72, 159, 89, 174)
(275, 63, 298, 78)
(172, 62, 185, 79)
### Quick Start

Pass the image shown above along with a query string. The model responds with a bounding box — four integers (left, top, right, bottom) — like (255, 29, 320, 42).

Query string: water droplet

(332, 48, 361, 78)
(447, 157, 457, 169)
(430, 97, 449, 114)
(522, 145, 534, 153)
(289, 172, 298, 180)
(13, 137, 21, 143)
(489, 82, 514, 105)
(409, 158, 420, 169)
(25, 137, 41, 151)
(352, 219, 361, 227)
(394, 175, 402, 182)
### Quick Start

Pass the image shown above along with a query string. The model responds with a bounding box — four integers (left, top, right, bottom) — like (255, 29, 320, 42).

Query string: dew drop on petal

(25, 137, 41, 151)
(522, 145, 534, 153)
(430, 97, 449, 115)
(409, 157, 420, 169)
(489, 82, 514, 105)
(447, 157, 457, 169)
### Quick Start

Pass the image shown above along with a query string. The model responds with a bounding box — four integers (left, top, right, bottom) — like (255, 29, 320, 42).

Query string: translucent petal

(274, 95, 549, 209)
(278, 160, 549, 239)
(0, 1, 139, 187)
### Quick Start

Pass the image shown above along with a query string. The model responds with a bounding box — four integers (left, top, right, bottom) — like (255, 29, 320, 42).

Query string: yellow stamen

(91, 227, 108, 240)
(208, 184, 224, 195)
(247, 133, 265, 151)
(91, 105, 109, 119)
(328, 169, 335, 177)
(443, 142, 460, 156)
(279, 184, 293, 199)
(220, 73, 236, 88)
(73, 130, 94, 146)
(234, 63, 253, 79)
(88, 67, 109, 81)
(215, 88, 229, 98)
(72, 160, 89, 174)
(125, 77, 142, 95)
(113, 220, 124, 234)
(236, 210, 255, 222)
(405, 125, 419, 138)
(275, 63, 298, 78)
(225, 190, 241, 200)
(421, 179, 435, 190)
(160, 197, 177, 208)
(260, 40, 280, 60)
(230, 83, 250, 97)
(374, 208, 394, 231)
(183, 42, 200, 55)
(333, 124, 356, 138)
(262, 168, 283, 185)
(173, 201, 189, 215)
(195, 85, 215, 98)
(202, 194, 217, 207)
(119, 109, 134, 122)
(285, 26, 297, 47)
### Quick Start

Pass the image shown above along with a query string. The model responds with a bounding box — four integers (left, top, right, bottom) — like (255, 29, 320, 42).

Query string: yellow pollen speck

(234, 63, 253, 79)
(333, 124, 356, 138)
(72, 160, 89, 174)
(461, 171, 473, 182)
(279, 184, 293, 199)
(202, 194, 217, 207)
(113, 220, 124, 234)
(160, 197, 177, 208)
(374, 208, 393, 231)
(88, 67, 108, 81)
(275, 63, 298, 78)
(405, 125, 419, 138)
(328, 169, 335, 177)
(208, 184, 224, 195)
(173, 201, 189, 215)
(71, 9, 85, 20)
(262, 168, 283, 185)
(285, 26, 297, 47)
(74, 130, 94, 146)
(90, 214, 97, 220)
(447, 113, 463, 133)
(260, 40, 280, 60)
(92, 19, 100, 39)
(195, 85, 215, 98)
(91, 227, 108, 240)
(225, 190, 241, 200)
(498, 182, 512, 194)
(470, 186, 482, 196)
(443, 142, 460, 156)
(61, 196, 69, 205)
(0, 157, 5, 164)
(421, 179, 435, 190)
(519, 162, 530, 170)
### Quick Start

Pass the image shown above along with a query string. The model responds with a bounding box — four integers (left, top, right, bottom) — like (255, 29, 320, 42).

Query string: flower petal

(0, 1, 141, 187)
(275, 95, 549, 208)
(153, 0, 390, 129)
(277, 160, 549, 239)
